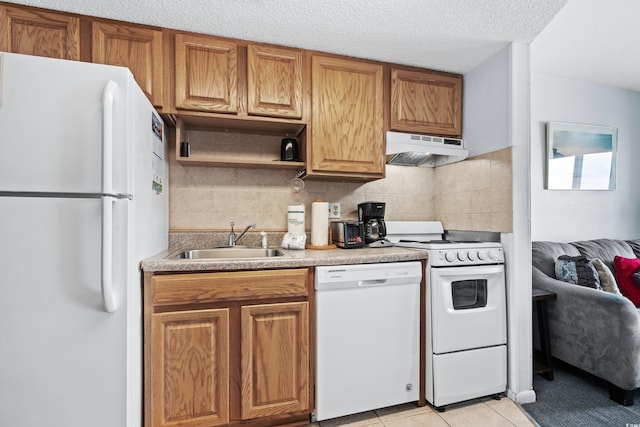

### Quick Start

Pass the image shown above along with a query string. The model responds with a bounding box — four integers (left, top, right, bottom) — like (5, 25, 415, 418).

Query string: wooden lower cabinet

(241, 302, 309, 419)
(151, 308, 230, 427)
(145, 269, 312, 427)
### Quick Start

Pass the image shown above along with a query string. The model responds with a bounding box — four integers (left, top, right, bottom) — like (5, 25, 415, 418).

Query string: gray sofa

(532, 238, 640, 405)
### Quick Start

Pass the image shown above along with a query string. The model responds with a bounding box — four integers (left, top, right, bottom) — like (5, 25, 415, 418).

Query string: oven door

(429, 264, 506, 354)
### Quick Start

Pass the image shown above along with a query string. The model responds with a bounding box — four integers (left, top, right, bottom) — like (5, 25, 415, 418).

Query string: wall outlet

(328, 202, 341, 219)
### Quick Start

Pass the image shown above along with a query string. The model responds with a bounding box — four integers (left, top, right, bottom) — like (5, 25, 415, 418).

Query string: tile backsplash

(169, 130, 512, 233)
(434, 148, 513, 232)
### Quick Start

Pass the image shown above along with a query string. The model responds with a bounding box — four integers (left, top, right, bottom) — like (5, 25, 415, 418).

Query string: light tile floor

(308, 398, 536, 427)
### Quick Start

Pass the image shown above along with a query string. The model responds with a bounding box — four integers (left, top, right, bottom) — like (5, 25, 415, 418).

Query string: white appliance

(387, 222, 507, 410)
(314, 262, 422, 422)
(385, 131, 468, 167)
(0, 53, 168, 427)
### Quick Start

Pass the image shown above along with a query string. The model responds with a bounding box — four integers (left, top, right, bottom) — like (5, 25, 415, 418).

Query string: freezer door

(129, 75, 168, 263)
(0, 52, 130, 194)
(0, 196, 129, 427)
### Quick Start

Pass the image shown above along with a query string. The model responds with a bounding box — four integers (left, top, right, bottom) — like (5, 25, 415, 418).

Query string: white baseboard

(508, 388, 536, 404)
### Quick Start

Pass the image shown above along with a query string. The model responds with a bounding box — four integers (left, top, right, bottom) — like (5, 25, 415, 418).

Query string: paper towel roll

(287, 205, 305, 234)
(311, 200, 329, 246)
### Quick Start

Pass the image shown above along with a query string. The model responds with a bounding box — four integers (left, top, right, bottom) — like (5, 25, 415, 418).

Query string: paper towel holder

(306, 199, 336, 250)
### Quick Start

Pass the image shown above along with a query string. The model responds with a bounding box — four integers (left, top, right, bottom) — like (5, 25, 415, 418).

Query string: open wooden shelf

(173, 113, 305, 137)
(174, 115, 306, 170)
(176, 157, 304, 169)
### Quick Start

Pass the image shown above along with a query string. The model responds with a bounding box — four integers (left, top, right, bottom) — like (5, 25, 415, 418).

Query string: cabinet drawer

(150, 269, 308, 306)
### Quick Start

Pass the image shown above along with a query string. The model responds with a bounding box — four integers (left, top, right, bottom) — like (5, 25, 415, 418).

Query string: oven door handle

(432, 265, 504, 277)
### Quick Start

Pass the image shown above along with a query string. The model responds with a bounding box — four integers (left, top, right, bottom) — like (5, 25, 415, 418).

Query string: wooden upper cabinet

(175, 33, 238, 113)
(310, 55, 385, 178)
(241, 302, 309, 419)
(390, 68, 462, 137)
(92, 21, 164, 108)
(0, 5, 79, 60)
(247, 44, 303, 119)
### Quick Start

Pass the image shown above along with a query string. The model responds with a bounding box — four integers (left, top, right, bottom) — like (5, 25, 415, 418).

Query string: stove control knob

(489, 250, 500, 260)
(478, 250, 488, 260)
(445, 251, 456, 262)
(468, 250, 478, 261)
(457, 251, 467, 262)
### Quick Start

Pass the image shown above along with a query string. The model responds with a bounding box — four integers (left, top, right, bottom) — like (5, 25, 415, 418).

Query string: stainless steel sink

(172, 247, 286, 259)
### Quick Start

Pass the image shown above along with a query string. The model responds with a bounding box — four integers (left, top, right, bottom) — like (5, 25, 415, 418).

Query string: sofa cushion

(532, 242, 581, 278)
(613, 256, 640, 306)
(555, 255, 601, 289)
(625, 240, 640, 258)
(571, 239, 636, 272)
(591, 258, 622, 295)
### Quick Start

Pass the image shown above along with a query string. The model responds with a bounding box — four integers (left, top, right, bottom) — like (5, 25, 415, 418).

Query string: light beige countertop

(141, 246, 429, 272)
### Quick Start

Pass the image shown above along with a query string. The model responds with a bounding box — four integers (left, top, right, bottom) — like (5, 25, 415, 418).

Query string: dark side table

(532, 288, 557, 380)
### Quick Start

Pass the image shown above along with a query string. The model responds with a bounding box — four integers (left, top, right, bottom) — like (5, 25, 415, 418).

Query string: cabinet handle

(101, 81, 118, 313)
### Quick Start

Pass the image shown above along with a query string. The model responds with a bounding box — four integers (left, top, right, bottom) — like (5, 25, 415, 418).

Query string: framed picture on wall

(545, 122, 618, 190)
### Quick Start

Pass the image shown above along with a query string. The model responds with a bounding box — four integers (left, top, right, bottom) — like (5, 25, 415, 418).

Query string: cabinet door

(391, 68, 462, 137)
(247, 44, 303, 119)
(241, 302, 309, 419)
(0, 5, 79, 60)
(175, 34, 238, 113)
(150, 309, 230, 427)
(92, 21, 164, 108)
(310, 55, 384, 177)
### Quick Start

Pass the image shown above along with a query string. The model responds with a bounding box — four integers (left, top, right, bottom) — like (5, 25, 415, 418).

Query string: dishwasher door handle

(358, 279, 387, 287)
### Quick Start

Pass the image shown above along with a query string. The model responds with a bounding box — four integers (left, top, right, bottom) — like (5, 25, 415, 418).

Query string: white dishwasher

(314, 261, 422, 422)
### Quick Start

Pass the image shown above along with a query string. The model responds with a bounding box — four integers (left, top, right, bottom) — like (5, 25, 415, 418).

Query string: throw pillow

(613, 256, 640, 307)
(634, 271, 640, 287)
(555, 255, 602, 290)
(591, 258, 622, 295)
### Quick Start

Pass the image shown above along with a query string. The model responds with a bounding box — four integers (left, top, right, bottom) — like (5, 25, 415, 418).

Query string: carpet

(521, 360, 640, 427)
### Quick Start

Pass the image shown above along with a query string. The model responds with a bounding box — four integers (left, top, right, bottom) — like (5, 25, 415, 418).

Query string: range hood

(386, 131, 468, 167)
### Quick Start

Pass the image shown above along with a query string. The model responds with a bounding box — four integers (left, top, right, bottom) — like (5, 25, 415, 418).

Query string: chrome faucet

(227, 221, 256, 246)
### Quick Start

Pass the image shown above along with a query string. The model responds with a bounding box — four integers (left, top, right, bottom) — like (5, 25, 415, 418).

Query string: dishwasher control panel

(315, 262, 423, 290)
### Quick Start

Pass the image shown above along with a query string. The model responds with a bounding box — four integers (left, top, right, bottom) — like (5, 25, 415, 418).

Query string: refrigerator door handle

(0, 191, 132, 199)
(102, 196, 118, 312)
(101, 80, 120, 313)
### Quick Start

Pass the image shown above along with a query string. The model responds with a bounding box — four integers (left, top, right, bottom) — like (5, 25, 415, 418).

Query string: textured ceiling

(6, 0, 566, 73)
(5, 0, 638, 92)
(532, 0, 640, 92)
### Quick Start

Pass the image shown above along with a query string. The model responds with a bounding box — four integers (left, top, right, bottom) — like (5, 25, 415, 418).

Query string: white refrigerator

(0, 53, 168, 427)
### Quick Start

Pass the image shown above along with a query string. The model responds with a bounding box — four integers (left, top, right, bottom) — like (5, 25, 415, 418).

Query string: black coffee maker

(358, 202, 387, 244)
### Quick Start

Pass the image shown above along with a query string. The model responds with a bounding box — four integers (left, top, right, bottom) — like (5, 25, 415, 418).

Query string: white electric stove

(386, 221, 507, 410)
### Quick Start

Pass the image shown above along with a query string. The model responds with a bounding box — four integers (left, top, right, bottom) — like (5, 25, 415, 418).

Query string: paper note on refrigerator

(151, 113, 164, 194)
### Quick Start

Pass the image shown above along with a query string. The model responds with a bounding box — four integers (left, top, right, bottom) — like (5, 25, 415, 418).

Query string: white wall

(463, 47, 510, 155)
(531, 73, 640, 241)
(464, 43, 534, 404)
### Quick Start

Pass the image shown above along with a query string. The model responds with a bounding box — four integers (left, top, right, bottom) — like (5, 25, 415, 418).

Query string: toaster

(331, 221, 364, 249)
